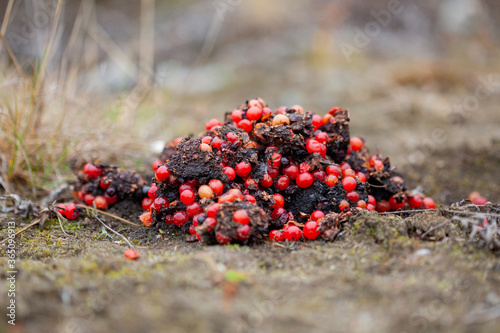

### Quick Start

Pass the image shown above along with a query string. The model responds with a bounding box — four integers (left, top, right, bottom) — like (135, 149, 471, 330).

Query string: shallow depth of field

(1, 1, 500, 333)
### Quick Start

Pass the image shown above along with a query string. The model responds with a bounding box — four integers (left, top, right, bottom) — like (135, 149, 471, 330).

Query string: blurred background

(1, 0, 499, 200)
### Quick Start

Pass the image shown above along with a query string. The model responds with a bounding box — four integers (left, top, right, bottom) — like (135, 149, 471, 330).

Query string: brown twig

(88, 210, 135, 250)
(0, 219, 41, 246)
(76, 204, 141, 226)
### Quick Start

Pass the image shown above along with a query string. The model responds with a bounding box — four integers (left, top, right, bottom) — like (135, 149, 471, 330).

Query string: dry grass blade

(33, 0, 64, 95)
(0, 219, 40, 246)
(76, 204, 141, 227)
(88, 209, 135, 250)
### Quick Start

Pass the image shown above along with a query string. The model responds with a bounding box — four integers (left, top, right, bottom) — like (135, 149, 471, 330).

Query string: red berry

(472, 196, 487, 205)
(376, 200, 391, 213)
(165, 215, 174, 225)
(226, 132, 239, 143)
(346, 191, 359, 203)
(233, 209, 250, 225)
(284, 226, 301, 241)
(211, 137, 223, 150)
(83, 194, 94, 206)
(262, 107, 273, 119)
(205, 118, 221, 131)
(326, 165, 340, 177)
(84, 164, 102, 179)
(312, 170, 326, 181)
(236, 225, 251, 241)
(186, 203, 203, 217)
(319, 143, 327, 157)
(310, 210, 325, 221)
(224, 166, 236, 181)
(343, 168, 356, 178)
(299, 162, 310, 174)
(342, 176, 357, 192)
(173, 210, 188, 227)
(155, 165, 170, 182)
(237, 119, 253, 132)
(218, 194, 233, 203)
(339, 200, 350, 211)
(328, 106, 342, 115)
(367, 195, 376, 206)
(283, 164, 299, 180)
(357, 200, 367, 209)
(296, 172, 314, 188)
(201, 136, 212, 145)
(100, 177, 111, 190)
(216, 232, 232, 245)
(205, 217, 217, 230)
(306, 139, 322, 154)
(271, 207, 286, 220)
(148, 184, 158, 199)
(142, 197, 153, 210)
(350, 137, 364, 151)
(56, 203, 67, 217)
(209, 179, 224, 196)
(152, 160, 163, 172)
(200, 143, 212, 151)
(235, 161, 252, 178)
(356, 172, 367, 182)
(269, 230, 284, 242)
(246, 106, 262, 121)
(268, 152, 282, 168)
(267, 167, 280, 178)
(179, 183, 195, 193)
(408, 196, 422, 209)
(244, 178, 258, 188)
(276, 175, 290, 191)
(231, 109, 243, 123)
(228, 189, 244, 201)
(340, 162, 351, 171)
(260, 174, 273, 187)
(315, 132, 330, 143)
(244, 195, 257, 203)
(189, 225, 196, 235)
(94, 196, 108, 210)
(206, 203, 221, 218)
(151, 197, 168, 213)
(124, 248, 140, 260)
(303, 221, 320, 240)
(324, 174, 338, 187)
(366, 204, 375, 211)
(248, 99, 262, 109)
(180, 189, 195, 205)
(65, 203, 79, 220)
(312, 115, 323, 130)
(423, 197, 436, 209)
(389, 196, 404, 211)
(140, 211, 153, 226)
(374, 160, 384, 171)
(104, 193, 118, 205)
(272, 194, 285, 209)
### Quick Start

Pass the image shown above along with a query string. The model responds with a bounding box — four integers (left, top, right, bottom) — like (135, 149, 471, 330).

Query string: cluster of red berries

(74, 163, 148, 210)
(139, 98, 436, 245)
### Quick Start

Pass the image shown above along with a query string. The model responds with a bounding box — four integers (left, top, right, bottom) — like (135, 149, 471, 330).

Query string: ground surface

(1, 144, 500, 333)
(1, 2, 500, 332)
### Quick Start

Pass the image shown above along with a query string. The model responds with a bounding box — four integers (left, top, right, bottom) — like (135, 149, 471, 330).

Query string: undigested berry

(303, 221, 320, 240)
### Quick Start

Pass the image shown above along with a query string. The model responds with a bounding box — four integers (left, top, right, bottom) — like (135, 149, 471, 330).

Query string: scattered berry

(124, 248, 140, 260)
